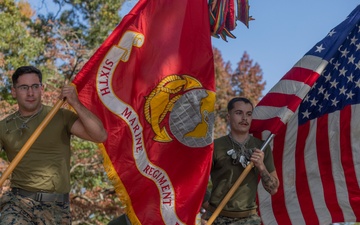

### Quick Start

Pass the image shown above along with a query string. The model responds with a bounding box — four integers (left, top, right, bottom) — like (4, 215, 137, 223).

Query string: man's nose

(26, 88, 35, 95)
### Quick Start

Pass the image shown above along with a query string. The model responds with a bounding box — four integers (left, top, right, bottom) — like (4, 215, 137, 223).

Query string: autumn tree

(212, 49, 265, 139)
(231, 51, 265, 105)
(213, 47, 234, 138)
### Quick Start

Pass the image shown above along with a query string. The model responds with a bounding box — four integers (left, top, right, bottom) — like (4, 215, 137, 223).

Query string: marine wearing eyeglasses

(15, 83, 42, 92)
(0, 65, 108, 225)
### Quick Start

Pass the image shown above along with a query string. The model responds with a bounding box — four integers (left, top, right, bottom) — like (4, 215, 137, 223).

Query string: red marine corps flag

(72, 0, 215, 224)
(251, 5, 360, 225)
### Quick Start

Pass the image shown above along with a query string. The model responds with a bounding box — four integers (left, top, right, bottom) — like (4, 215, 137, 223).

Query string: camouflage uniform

(0, 191, 71, 225)
(202, 211, 261, 225)
(108, 214, 131, 225)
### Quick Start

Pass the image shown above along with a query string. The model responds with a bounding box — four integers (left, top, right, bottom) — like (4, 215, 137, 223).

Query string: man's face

(227, 101, 253, 134)
(11, 73, 43, 116)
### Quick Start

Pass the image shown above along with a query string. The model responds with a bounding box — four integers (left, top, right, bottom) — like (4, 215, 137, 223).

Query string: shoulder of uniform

(214, 135, 228, 143)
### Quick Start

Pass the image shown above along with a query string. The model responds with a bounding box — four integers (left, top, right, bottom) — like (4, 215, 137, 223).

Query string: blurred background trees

(0, 0, 265, 224)
(213, 49, 265, 138)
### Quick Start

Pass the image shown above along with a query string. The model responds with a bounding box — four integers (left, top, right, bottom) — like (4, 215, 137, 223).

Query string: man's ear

(11, 86, 16, 98)
(41, 83, 45, 92)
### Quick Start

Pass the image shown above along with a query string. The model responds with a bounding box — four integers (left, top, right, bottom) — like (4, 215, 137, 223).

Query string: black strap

(11, 188, 69, 203)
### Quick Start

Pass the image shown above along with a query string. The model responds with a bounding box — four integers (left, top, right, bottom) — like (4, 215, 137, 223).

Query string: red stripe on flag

(296, 122, 319, 224)
(282, 67, 320, 85)
(271, 128, 292, 224)
(258, 92, 302, 111)
(317, 114, 344, 222)
(251, 67, 320, 135)
(341, 106, 360, 221)
(251, 117, 286, 134)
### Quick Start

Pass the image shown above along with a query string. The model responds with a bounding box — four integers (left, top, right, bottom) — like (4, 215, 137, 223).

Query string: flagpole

(206, 133, 275, 225)
(0, 98, 65, 187)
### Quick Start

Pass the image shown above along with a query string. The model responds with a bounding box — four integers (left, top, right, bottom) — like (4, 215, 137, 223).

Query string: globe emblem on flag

(144, 74, 215, 145)
(169, 89, 215, 147)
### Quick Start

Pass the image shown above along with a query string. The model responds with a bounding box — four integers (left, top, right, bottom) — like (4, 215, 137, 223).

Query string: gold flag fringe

(100, 143, 142, 225)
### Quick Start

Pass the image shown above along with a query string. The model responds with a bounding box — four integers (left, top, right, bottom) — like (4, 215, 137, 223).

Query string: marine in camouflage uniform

(0, 191, 70, 224)
(108, 214, 131, 225)
(0, 66, 107, 224)
(202, 210, 261, 225)
(202, 98, 279, 225)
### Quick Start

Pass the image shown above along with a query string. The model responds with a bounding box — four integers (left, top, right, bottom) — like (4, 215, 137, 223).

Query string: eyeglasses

(15, 83, 42, 92)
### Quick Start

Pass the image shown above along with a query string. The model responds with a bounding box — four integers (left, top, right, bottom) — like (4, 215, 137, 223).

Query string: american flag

(250, 5, 360, 225)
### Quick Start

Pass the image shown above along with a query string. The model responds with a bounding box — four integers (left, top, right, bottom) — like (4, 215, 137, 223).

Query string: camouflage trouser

(202, 210, 261, 225)
(0, 191, 71, 225)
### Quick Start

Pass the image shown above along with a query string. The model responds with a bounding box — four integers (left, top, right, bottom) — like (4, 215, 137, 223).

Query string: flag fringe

(99, 143, 141, 225)
(208, 0, 253, 41)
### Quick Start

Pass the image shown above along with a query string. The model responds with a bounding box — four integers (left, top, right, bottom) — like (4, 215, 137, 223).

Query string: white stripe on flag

(257, 183, 276, 224)
(252, 105, 294, 124)
(282, 112, 305, 225)
(293, 55, 328, 74)
(329, 110, 356, 222)
(351, 104, 360, 189)
(268, 79, 311, 97)
(306, 118, 331, 224)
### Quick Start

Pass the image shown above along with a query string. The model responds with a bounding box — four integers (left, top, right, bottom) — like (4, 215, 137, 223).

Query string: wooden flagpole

(206, 133, 275, 225)
(0, 99, 65, 187)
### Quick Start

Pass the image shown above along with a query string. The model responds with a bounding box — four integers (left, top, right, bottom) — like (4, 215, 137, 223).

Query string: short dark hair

(12, 66, 42, 86)
(227, 97, 254, 112)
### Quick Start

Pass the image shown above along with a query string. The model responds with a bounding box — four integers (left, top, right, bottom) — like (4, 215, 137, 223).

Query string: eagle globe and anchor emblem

(144, 74, 215, 147)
